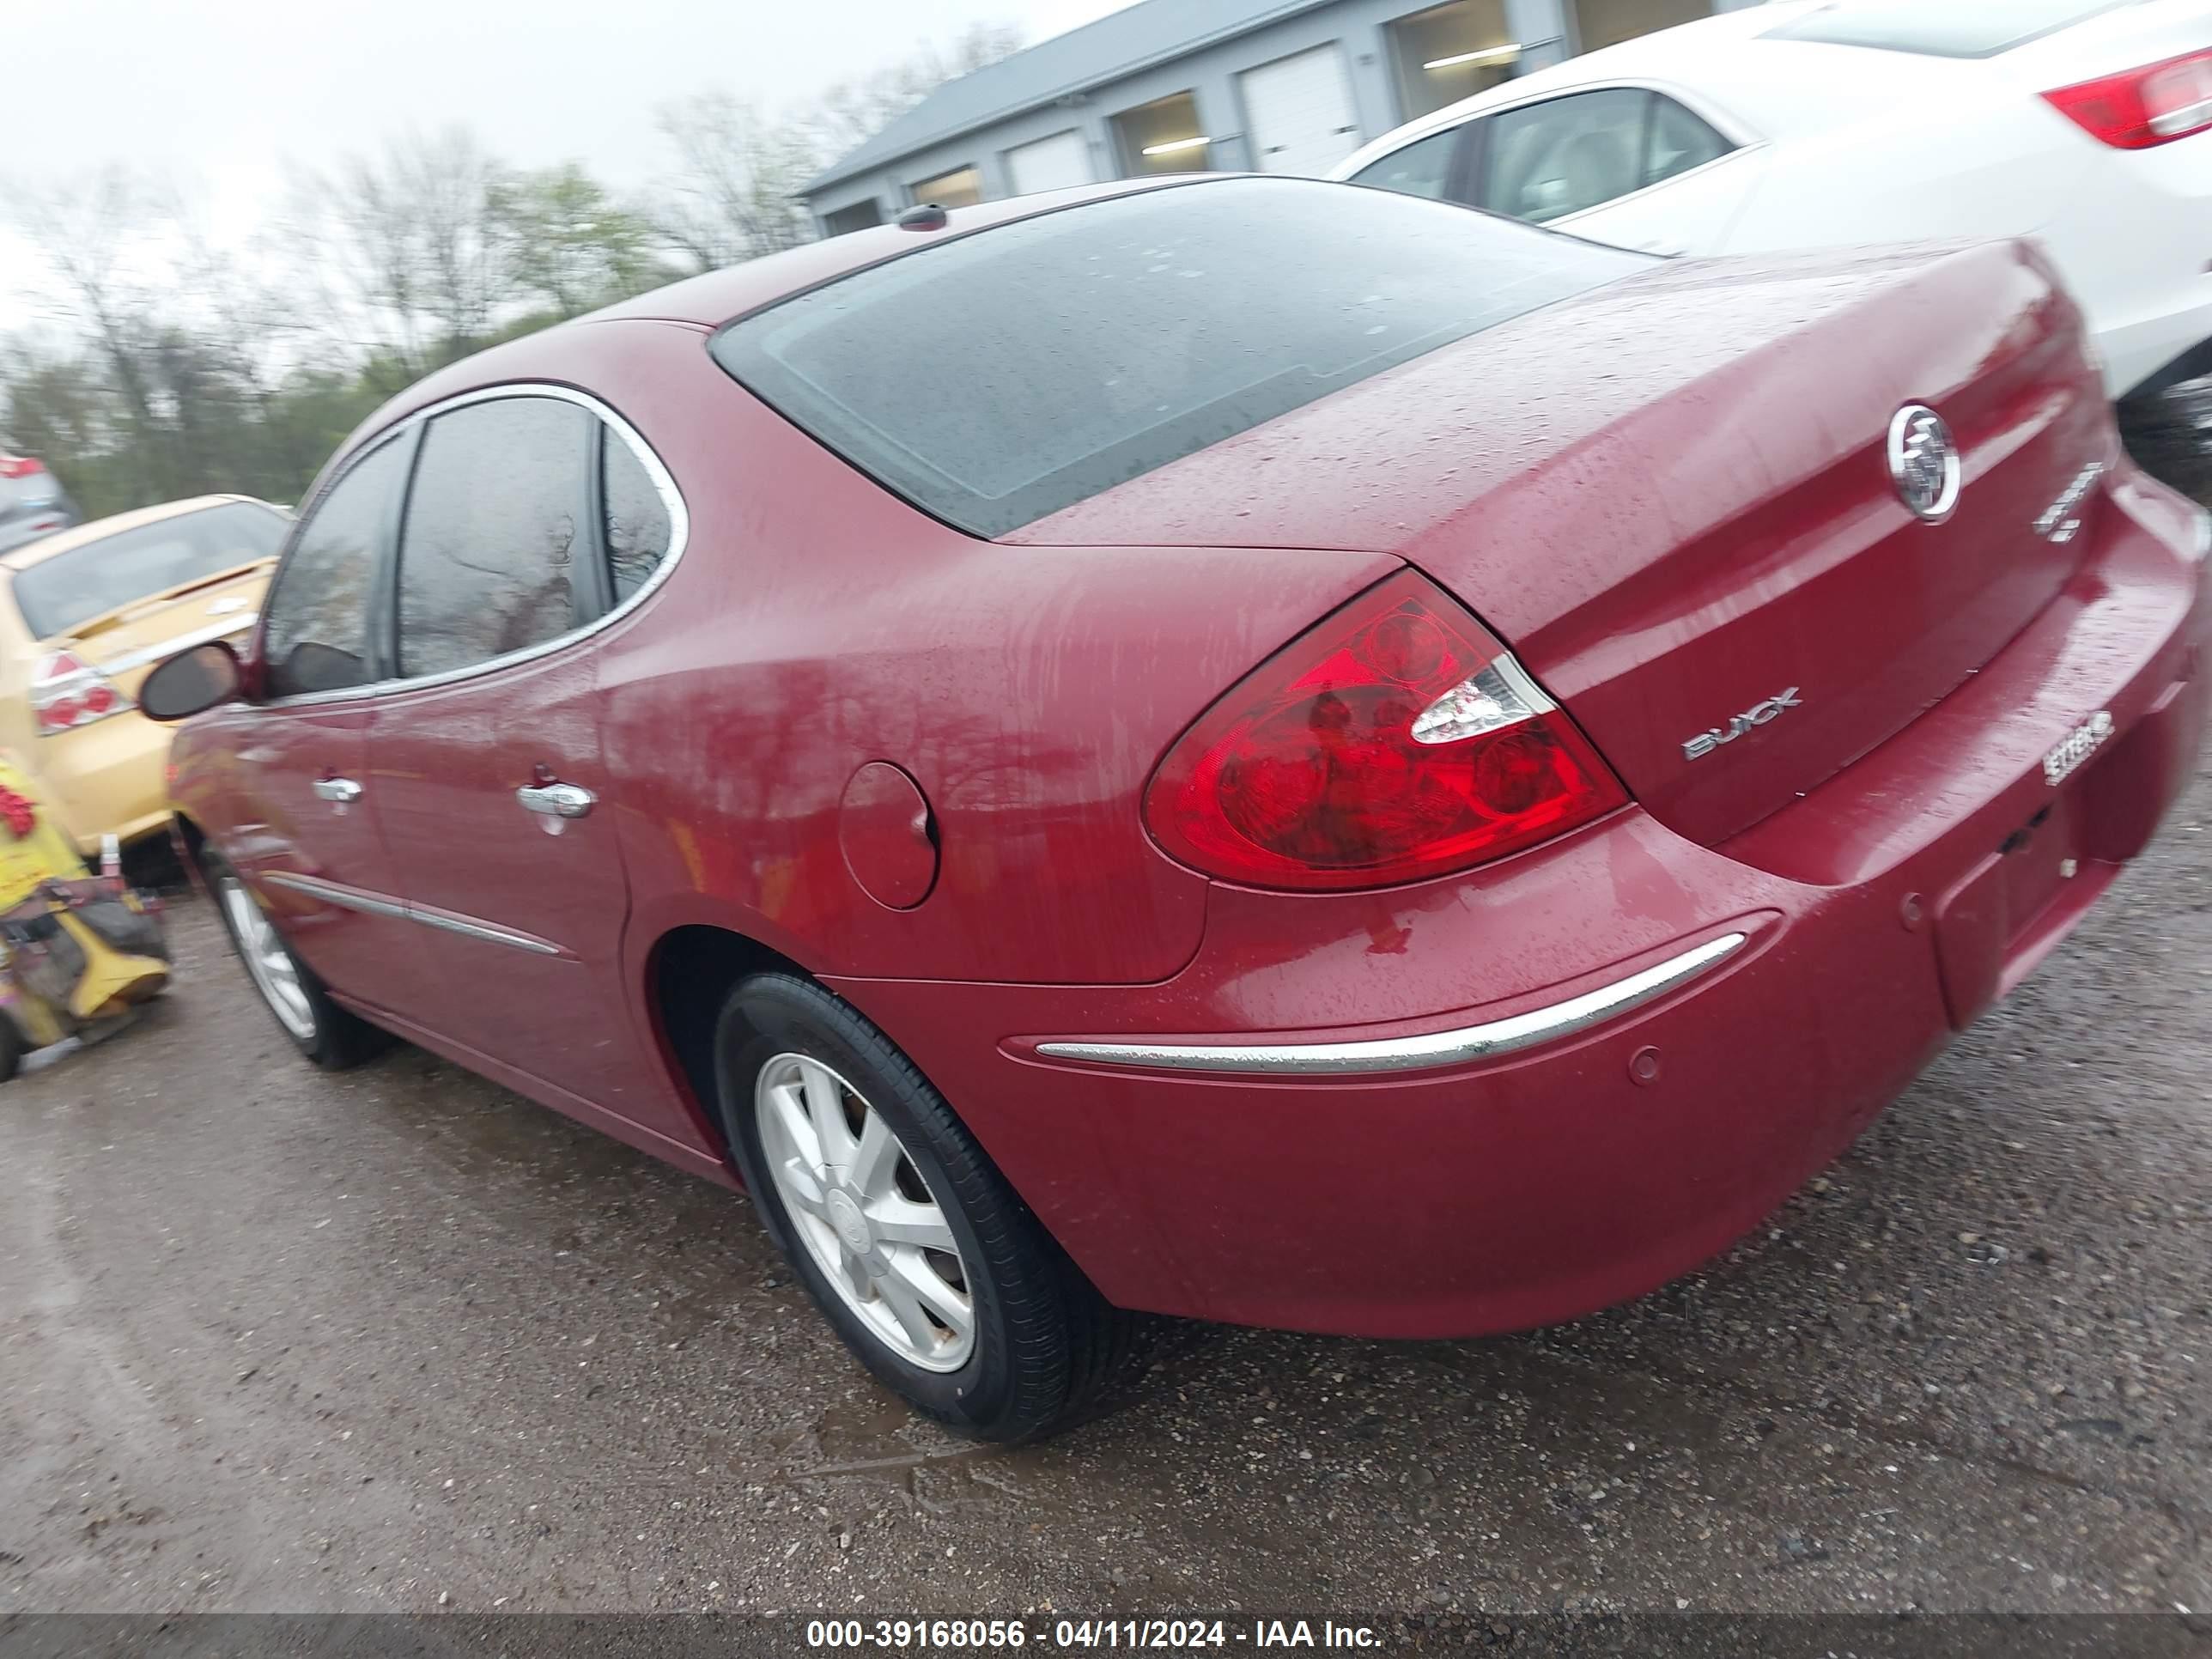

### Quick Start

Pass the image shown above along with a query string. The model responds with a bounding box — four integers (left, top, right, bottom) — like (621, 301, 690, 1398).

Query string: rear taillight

(1144, 570, 1627, 891)
(32, 649, 133, 736)
(0, 455, 43, 480)
(2043, 48, 2212, 149)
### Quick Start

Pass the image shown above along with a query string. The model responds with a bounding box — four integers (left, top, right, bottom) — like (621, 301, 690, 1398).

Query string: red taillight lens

(1144, 570, 1627, 891)
(32, 649, 133, 736)
(0, 455, 43, 480)
(2043, 49, 2212, 149)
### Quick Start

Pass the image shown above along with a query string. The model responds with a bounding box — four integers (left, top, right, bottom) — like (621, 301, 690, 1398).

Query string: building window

(1571, 0, 1714, 53)
(1112, 91, 1210, 176)
(822, 200, 884, 236)
(1388, 0, 1517, 123)
(909, 167, 984, 209)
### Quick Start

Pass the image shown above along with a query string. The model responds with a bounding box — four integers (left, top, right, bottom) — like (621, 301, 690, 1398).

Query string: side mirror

(140, 640, 243, 722)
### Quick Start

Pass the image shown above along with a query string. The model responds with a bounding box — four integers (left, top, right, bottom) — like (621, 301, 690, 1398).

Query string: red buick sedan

(144, 176, 2211, 1441)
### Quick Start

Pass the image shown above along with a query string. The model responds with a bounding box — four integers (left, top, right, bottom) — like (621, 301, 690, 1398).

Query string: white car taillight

(31, 649, 133, 736)
(2043, 48, 2212, 149)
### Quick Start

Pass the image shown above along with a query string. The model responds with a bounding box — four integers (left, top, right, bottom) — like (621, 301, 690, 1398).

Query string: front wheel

(206, 855, 386, 1070)
(715, 973, 1139, 1442)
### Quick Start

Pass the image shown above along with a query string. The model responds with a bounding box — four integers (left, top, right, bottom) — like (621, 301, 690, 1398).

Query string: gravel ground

(2, 412, 2209, 1626)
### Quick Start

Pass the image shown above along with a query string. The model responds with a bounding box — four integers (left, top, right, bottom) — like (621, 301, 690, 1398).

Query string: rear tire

(2118, 380, 2211, 502)
(714, 972, 1139, 1443)
(204, 853, 386, 1070)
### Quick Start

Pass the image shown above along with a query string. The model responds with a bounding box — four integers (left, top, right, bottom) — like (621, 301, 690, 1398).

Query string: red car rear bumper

(828, 472, 2211, 1339)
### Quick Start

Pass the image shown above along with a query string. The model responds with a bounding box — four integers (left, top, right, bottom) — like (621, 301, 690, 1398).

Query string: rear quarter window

(711, 177, 1648, 538)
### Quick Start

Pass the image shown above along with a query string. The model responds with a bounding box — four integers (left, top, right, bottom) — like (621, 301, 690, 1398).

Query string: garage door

(1240, 45, 1361, 175)
(1006, 131, 1092, 196)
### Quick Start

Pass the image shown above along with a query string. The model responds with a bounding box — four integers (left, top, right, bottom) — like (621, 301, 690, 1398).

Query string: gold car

(0, 495, 285, 855)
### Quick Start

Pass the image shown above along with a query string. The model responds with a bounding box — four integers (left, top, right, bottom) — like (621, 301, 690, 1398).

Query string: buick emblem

(1681, 687, 1803, 761)
(1887, 404, 1960, 525)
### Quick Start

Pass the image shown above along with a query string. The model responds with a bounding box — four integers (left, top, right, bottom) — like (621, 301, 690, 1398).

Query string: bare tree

(650, 92, 819, 274)
(0, 167, 290, 501)
(287, 129, 513, 390)
(807, 21, 1026, 161)
(649, 21, 1026, 276)
(2, 166, 374, 513)
(1, 168, 173, 475)
(0, 21, 1042, 514)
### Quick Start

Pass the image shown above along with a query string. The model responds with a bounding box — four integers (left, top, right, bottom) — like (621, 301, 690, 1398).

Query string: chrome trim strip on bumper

(99, 612, 259, 675)
(263, 872, 561, 957)
(1034, 933, 1749, 1077)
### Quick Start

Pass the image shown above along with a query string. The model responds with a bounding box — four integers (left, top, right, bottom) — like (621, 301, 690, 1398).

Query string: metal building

(802, 0, 1765, 234)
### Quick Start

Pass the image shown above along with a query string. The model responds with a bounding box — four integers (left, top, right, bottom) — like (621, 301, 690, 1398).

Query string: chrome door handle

(516, 782, 595, 819)
(313, 777, 363, 804)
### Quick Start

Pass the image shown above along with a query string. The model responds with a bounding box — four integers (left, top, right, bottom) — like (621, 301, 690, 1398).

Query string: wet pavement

(2, 404, 2209, 1621)
(3, 767, 2207, 1620)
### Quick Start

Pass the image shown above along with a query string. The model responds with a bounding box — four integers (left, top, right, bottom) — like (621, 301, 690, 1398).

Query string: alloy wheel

(217, 874, 316, 1042)
(753, 1052, 975, 1371)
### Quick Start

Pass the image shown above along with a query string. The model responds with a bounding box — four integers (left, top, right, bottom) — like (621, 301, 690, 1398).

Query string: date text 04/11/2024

(803, 1619, 1383, 1649)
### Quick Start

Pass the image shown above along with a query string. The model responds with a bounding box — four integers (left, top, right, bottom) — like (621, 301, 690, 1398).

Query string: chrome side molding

(263, 871, 561, 957)
(1034, 933, 1748, 1076)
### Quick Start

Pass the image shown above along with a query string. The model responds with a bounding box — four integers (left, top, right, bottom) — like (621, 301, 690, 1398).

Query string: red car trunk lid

(1017, 241, 2113, 848)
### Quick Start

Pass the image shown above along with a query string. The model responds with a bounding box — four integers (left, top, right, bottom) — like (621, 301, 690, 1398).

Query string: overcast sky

(0, 0, 1134, 329)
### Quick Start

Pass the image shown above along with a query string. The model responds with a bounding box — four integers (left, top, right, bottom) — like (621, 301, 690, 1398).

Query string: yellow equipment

(0, 750, 170, 1079)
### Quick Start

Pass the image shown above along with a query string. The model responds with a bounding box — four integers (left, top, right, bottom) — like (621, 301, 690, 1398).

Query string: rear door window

(711, 177, 1647, 538)
(264, 443, 408, 698)
(394, 397, 594, 679)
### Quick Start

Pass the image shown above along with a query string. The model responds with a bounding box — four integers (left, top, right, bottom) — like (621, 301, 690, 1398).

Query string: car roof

(0, 495, 272, 573)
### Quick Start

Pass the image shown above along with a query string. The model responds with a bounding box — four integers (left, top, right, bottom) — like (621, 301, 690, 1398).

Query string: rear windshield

(11, 501, 285, 640)
(1765, 0, 2133, 58)
(712, 177, 1647, 537)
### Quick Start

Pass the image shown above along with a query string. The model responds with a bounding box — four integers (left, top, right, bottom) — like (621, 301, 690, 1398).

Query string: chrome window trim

(100, 611, 259, 674)
(260, 383, 690, 710)
(1034, 933, 1747, 1076)
(263, 871, 562, 957)
(1494, 76, 1765, 153)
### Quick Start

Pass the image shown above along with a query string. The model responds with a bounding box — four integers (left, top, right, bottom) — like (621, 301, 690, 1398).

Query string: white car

(1328, 0, 2212, 402)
